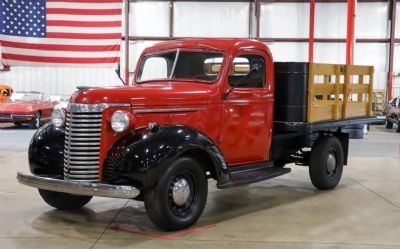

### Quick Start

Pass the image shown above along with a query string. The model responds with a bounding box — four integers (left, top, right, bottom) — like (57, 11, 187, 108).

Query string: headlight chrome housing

(51, 108, 66, 128)
(111, 110, 130, 133)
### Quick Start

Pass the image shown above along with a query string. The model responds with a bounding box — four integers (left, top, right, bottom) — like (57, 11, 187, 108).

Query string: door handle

(262, 94, 273, 98)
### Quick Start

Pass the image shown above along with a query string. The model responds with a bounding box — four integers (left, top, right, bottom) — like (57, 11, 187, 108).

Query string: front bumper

(17, 172, 140, 199)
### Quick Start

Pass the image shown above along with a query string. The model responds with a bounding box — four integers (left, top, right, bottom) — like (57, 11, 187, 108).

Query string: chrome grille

(64, 112, 102, 182)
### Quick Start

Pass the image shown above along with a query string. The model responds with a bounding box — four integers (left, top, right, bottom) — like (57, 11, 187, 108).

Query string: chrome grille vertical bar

(65, 113, 71, 180)
(63, 103, 130, 182)
(63, 111, 102, 182)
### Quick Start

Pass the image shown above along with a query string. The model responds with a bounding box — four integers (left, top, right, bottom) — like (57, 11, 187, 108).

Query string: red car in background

(0, 91, 57, 129)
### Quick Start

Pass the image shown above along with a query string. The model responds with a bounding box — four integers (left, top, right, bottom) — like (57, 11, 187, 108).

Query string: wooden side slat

(312, 84, 335, 95)
(348, 84, 369, 94)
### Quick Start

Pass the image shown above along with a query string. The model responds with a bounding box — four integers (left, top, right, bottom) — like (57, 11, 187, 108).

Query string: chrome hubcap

(326, 152, 337, 175)
(172, 178, 191, 206)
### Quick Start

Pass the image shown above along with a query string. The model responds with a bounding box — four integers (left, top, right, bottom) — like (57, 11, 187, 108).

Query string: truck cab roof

(142, 38, 271, 54)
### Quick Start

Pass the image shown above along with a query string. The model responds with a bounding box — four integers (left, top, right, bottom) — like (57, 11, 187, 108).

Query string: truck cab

(17, 39, 377, 231)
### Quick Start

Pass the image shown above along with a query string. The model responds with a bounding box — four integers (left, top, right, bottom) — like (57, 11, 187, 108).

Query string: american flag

(0, 0, 122, 67)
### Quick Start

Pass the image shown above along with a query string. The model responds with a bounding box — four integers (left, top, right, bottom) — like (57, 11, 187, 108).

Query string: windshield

(137, 50, 224, 83)
(9, 92, 43, 102)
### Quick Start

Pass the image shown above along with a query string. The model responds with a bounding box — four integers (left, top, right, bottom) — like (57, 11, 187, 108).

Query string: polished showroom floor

(0, 124, 399, 249)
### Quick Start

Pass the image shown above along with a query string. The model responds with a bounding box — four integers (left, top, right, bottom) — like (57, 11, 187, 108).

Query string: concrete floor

(0, 124, 399, 249)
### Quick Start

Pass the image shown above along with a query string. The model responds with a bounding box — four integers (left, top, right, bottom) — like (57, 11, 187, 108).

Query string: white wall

(260, 2, 391, 91)
(174, 2, 250, 37)
(0, 1, 397, 96)
(0, 67, 121, 99)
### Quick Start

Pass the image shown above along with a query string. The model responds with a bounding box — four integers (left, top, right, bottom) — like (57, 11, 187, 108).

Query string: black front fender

(28, 123, 65, 177)
(102, 125, 229, 189)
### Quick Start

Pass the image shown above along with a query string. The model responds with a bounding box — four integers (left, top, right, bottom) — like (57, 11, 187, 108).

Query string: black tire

(144, 157, 208, 231)
(396, 121, 400, 133)
(29, 112, 41, 129)
(309, 136, 344, 190)
(38, 189, 92, 210)
(14, 122, 22, 126)
(386, 119, 393, 129)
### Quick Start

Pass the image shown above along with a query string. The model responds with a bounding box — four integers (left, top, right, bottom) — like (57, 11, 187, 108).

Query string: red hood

(0, 101, 37, 114)
(71, 82, 220, 107)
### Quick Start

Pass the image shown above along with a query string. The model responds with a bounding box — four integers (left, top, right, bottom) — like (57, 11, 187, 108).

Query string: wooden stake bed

(307, 63, 374, 122)
(273, 62, 377, 133)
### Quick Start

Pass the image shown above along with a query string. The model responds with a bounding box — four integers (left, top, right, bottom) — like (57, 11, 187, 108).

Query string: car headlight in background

(111, 110, 129, 133)
(51, 108, 66, 128)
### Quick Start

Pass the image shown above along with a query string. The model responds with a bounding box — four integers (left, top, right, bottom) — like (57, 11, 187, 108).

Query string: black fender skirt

(28, 123, 65, 177)
(102, 125, 229, 189)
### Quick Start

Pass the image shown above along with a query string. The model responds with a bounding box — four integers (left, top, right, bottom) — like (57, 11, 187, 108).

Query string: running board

(217, 162, 291, 189)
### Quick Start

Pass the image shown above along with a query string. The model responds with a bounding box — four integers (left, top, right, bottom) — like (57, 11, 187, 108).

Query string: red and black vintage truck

(18, 39, 377, 230)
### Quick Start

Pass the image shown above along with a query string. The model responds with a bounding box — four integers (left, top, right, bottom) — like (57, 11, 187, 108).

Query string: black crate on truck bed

(274, 62, 309, 123)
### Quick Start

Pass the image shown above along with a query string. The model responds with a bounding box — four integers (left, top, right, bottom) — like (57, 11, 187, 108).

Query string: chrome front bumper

(17, 172, 140, 199)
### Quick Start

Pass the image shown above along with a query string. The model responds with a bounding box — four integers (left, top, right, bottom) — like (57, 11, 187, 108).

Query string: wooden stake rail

(307, 63, 374, 123)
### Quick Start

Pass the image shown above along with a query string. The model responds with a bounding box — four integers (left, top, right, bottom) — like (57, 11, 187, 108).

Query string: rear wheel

(29, 112, 41, 129)
(38, 189, 92, 210)
(309, 136, 344, 190)
(144, 157, 208, 231)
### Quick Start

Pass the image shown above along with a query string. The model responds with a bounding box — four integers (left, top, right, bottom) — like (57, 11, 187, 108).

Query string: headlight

(111, 111, 129, 133)
(51, 108, 66, 128)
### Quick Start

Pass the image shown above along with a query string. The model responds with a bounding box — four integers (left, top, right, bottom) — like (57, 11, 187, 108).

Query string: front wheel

(309, 136, 344, 190)
(144, 157, 208, 231)
(38, 189, 92, 210)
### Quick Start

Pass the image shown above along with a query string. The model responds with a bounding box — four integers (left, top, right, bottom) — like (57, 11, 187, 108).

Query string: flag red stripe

(46, 32, 121, 39)
(1, 41, 120, 52)
(3, 54, 120, 64)
(47, 8, 121, 15)
(47, 20, 121, 27)
(47, 0, 121, 2)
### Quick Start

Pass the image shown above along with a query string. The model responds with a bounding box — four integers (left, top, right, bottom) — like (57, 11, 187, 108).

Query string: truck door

(218, 52, 274, 166)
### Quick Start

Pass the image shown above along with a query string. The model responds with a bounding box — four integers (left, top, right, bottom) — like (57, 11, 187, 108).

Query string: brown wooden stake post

(124, 0, 130, 85)
(334, 65, 340, 119)
(368, 67, 374, 116)
(342, 66, 349, 119)
(323, 74, 328, 100)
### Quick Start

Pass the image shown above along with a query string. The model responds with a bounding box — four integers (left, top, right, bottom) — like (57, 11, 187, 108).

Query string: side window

(228, 54, 265, 88)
